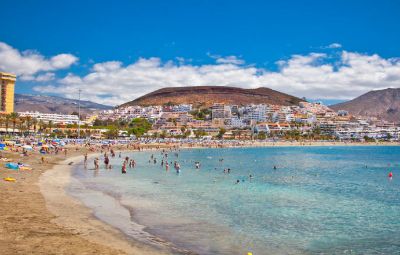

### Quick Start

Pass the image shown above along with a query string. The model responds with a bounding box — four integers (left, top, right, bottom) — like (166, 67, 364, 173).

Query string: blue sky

(1, 0, 400, 106)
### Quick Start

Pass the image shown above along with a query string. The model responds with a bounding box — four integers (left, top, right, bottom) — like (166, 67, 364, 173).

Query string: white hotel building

(18, 111, 80, 124)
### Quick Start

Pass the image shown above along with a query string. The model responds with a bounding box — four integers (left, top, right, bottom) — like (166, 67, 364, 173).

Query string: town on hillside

(16, 102, 400, 141)
(1, 71, 398, 141)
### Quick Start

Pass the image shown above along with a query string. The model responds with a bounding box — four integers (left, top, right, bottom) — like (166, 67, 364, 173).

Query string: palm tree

(38, 120, 45, 133)
(48, 120, 53, 134)
(25, 116, 32, 134)
(32, 118, 38, 133)
(5, 114, 11, 135)
(0, 115, 4, 133)
(9, 112, 19, 134)
(18, 117, 26, 136)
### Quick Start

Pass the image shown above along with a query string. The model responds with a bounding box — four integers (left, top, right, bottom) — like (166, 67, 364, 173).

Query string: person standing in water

(94, 158, 99, 170)
(104, 155, 110, 169)
(122, 162, 127, 174)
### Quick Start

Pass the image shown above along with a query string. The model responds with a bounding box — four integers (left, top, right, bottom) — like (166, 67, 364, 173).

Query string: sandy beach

(0, 147, 170, 255)
(1, 140, 399, 254)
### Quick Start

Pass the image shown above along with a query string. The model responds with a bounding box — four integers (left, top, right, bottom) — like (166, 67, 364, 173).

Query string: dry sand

(0, 148, 169, 255)
(0, 141, 398, 254)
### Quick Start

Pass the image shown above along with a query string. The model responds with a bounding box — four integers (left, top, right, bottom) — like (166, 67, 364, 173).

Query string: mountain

(15, 94, 113, 115)
(120, 86, 305, 108)
(330, 88, 400, 122)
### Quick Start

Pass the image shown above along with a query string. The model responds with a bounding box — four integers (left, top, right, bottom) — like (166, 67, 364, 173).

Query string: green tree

(258, 131, 267, 140)
(9, 112, 19, 133)
(48, 120, 54, 134)
(216, 127, 226, 139)
(160, 130, 167, 139)
(128, 118, 152, 137)
(25, 116, 32, 134)
(104, 127, 119, 139)
(5, 114, 11, 134)
(194, 129, 207, 138)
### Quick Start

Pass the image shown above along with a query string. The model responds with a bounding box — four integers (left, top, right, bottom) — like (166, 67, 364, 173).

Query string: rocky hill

(15, 94, 112, 115)
(330, 88, 400, 122)
(120, 86, 304, 108)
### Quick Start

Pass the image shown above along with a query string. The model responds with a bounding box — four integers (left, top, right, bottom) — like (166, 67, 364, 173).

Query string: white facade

(19, 111, 80, 124)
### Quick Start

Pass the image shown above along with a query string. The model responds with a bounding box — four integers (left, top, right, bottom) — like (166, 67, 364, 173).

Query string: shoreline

(39, 154, 176, 255)
(1, 142, 399, 254)
(137, 140, 400, 150)
(0, 149, 132, 254)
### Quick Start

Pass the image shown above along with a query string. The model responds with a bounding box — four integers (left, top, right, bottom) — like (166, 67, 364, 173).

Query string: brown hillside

(330, 88, 400, 122)
(120, 86, 304, 108)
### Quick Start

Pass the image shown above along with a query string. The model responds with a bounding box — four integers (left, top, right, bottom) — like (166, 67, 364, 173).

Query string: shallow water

(68, 146, 400, 255)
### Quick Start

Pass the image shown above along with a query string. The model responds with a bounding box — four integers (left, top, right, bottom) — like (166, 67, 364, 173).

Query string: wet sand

(0, 148, 169, 255)
(0, 141, 398, 254)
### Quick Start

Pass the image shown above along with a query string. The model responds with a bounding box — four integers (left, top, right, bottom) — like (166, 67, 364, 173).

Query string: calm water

(68, 146, 400, 255)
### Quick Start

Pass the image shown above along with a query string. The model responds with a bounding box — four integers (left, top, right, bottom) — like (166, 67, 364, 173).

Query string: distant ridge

(15, 94, 112, 115)
(330, 88, 400, 122)
(120, 86, 305, 108)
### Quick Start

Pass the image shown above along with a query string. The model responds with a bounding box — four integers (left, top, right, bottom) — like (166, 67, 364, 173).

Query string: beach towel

(5, 163, 19, 170)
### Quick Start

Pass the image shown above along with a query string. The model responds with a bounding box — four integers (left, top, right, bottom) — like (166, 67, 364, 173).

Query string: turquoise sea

(68, 146, 400, 255)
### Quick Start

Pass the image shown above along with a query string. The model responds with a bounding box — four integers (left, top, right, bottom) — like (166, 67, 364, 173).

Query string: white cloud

(34, 72, 56, 82)
(215, 56, 245, 65)
(33, 51, 400, 106)
(0, 42, 78, 78)
(327, 43, 342, 49)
